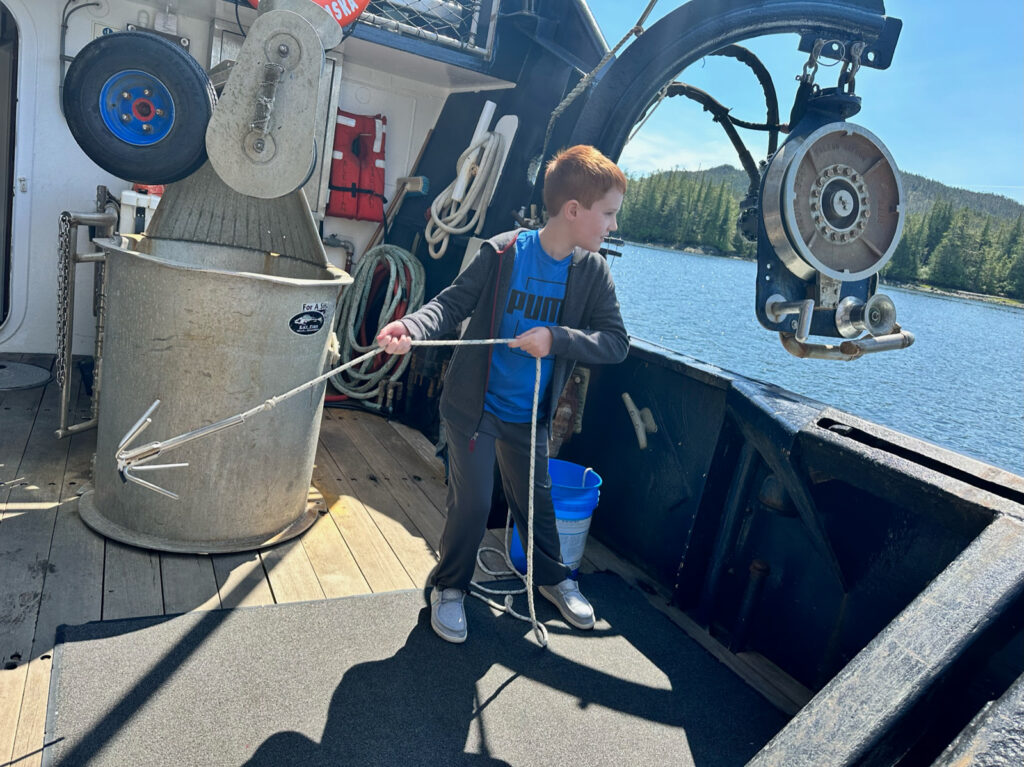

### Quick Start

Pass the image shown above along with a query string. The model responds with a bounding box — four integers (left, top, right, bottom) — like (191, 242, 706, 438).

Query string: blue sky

(585, 0, 1024, 204)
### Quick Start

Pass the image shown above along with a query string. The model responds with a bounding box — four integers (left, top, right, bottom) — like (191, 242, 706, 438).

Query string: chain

(56, 211, 74, 390)
(800, 38, 826, 84)
(799, 38, 847, 86)
(91, 260, 107, 421)
(840, 41, 866, 94)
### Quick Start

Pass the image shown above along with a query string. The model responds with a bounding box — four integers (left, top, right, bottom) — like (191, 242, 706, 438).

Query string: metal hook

(115, 399, 191, 499)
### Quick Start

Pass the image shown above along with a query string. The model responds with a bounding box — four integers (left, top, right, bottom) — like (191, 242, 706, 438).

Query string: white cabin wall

(321, 60, 446, 270)
(0, 0, 473, 354)
(0, 0, 219, 355)
(1, 0, 111, 355)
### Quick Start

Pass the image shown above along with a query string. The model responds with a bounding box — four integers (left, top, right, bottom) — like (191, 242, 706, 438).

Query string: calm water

(610, 243, 1024, 476)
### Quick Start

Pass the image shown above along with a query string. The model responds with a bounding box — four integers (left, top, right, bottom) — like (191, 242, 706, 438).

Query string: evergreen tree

(1004, 213, 1024, 299)
(923, 199, 954, 262)
(1003, 212, 1023, 259)
(927, 209, 972, 288)
(884, 217, 919, 282)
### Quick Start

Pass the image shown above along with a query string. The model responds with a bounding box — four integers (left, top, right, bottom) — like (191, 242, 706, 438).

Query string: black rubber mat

(44, 572, 786, 766)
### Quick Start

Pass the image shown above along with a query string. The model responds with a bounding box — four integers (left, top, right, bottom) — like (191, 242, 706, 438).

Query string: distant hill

(618, 164, 1024, 300)
(679, 165, 1024, 220)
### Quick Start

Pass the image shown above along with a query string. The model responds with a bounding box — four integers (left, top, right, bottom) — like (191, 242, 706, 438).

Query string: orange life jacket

(327, 109, 387, 222)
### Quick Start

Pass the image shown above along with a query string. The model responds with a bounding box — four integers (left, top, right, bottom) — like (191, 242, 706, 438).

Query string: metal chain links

(800, 38, 826, 84)
(56, 211, 74, 390)
(840, 41, 866, 94)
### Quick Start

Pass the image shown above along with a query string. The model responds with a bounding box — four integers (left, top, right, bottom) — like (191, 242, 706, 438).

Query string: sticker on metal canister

(289, 310, 325, 335)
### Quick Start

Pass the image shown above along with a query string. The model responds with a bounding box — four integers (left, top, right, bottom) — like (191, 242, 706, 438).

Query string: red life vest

(327, 109, 387, 222)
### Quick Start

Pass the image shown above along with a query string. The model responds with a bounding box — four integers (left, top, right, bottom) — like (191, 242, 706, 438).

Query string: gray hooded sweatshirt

(399, 230, 629, 436)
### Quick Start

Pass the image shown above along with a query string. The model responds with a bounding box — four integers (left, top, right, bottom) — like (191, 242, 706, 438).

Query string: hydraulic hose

(328, 244, 425, 402)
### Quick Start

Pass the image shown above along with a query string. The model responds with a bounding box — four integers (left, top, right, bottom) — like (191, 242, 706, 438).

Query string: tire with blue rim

(62, 31, 216, 184)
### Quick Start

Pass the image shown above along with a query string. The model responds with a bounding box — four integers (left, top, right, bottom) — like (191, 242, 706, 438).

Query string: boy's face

(568, 187, 623, 252)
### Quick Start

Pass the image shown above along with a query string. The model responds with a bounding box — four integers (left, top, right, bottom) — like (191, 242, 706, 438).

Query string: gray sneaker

(538, 578, 595, 630)
(430, 587, 467, 643)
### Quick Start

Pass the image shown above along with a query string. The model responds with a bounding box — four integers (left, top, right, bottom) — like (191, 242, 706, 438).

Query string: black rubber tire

(62, 31, 216, 184)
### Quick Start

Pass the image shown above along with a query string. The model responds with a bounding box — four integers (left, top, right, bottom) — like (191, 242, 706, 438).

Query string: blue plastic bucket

(508, 458, 602, 579)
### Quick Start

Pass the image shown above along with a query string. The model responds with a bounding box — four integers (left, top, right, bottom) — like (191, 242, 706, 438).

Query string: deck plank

(102, 541, 163, 621)
(160, 554, 222, 614)
(320, 414, 441, 574)
(310, 455, 416, 593)
(0, 368, 70, 664)
(325, 411, 510, 585)
(260, 536, 327, 604)
(0, 392, 67, 693)
(297, 507, 371, 598)
(386, 417, 446, 482)
(0, 665, 30, 766)
(12, 505, 104, 767)
(328, 411, 447, 545)
(0, 361, 50, 496)
(0, 359, 77, 765)
(211, 552, 275, 608)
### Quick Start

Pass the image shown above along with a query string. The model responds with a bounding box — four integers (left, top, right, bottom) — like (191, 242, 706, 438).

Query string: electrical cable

(59, 1, 101, 113)
(627, 45, 782, 200)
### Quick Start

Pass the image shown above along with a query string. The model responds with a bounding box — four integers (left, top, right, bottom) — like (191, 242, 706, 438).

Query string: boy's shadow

(242, 576, 786, 766)
(244, 603, 518, 766)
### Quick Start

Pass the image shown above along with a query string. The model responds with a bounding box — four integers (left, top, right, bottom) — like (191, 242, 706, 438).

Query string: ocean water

(610, 243, 1024, 476)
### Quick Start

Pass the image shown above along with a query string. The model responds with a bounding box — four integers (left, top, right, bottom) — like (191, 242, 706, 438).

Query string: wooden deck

(0, 353, 808, 767)
(0, 353, 591, 766)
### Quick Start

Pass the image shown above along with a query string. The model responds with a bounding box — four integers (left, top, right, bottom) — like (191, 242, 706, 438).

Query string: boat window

(0, 4, 14, 327)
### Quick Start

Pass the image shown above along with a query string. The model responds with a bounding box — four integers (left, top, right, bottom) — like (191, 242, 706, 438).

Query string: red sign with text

(243, 1, 370, 27)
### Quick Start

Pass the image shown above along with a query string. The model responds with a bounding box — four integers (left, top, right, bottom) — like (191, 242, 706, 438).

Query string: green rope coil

(329, 244, 425, 402)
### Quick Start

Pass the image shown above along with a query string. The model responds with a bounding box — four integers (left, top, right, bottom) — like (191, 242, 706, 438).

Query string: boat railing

(360, 0, 498, 57)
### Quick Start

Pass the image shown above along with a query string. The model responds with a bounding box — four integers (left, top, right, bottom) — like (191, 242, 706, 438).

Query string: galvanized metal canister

(79, 237, 350, 553)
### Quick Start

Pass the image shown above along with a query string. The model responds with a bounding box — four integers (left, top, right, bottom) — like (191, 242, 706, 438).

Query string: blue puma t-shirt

(484, 229, 570, 422)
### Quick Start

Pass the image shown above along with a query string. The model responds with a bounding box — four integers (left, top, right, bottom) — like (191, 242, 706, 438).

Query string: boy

(377, 145, 629, 643)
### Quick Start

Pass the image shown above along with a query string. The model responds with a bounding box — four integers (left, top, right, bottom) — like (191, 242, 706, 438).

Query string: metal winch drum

(78, 237, 349, 553)
(763, 121, 904, 283)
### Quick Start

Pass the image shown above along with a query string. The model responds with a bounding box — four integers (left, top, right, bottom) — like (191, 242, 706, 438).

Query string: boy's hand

(377, 320, 412, 355)
(509, 327, 553, 359)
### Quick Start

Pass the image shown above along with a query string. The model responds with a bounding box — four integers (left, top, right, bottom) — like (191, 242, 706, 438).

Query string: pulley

(754, 89, 913, 358)
(762, 121, 904, 282)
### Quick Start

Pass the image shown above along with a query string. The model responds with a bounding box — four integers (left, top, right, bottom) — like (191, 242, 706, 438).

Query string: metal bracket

(797, 15, 902, 70)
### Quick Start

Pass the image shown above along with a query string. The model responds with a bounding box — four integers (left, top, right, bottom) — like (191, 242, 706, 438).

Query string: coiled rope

(424, 131, 504, 260)
(329, 245, 425, 401)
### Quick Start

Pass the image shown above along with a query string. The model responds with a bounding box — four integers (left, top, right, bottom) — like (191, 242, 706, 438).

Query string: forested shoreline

(617, 167, 1024, 301)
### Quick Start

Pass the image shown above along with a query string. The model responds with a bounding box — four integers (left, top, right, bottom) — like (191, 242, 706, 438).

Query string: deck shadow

(44, 573, 786, 766)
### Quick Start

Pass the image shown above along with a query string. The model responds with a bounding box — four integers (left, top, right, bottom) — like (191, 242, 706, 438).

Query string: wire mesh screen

(361, 0, 497, 56)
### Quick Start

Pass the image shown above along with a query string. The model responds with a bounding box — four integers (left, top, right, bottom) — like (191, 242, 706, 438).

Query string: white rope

(405, 341, 549, 646)
(537, 0, 660, 174)
(424, 131, 504, 260)
(117, 335, 551, 646)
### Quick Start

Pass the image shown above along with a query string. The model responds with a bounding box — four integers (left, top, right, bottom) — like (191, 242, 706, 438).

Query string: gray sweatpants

(433, 411, 569, 592)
